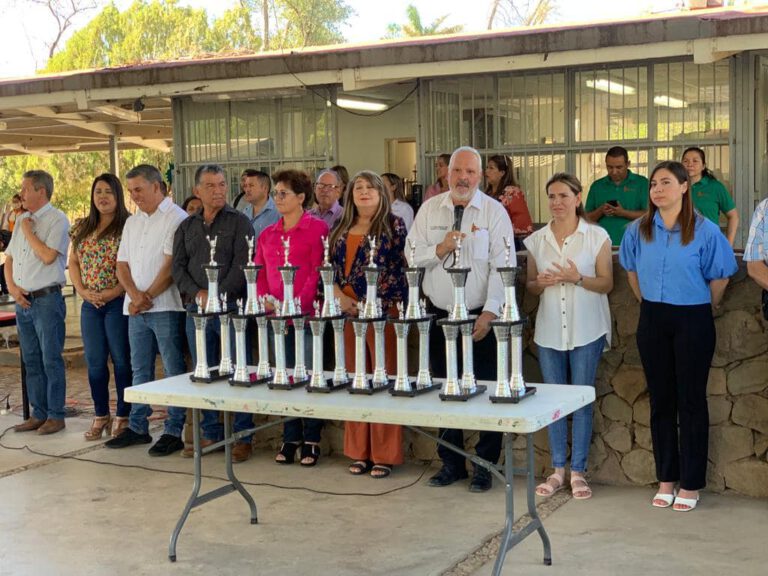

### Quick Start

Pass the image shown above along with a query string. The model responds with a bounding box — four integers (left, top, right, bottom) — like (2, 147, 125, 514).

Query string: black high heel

(300, 443, 320, 467)
(275, 441, 301, 464)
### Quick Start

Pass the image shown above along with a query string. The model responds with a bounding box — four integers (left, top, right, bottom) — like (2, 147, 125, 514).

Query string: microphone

(453, 205, 464, 232)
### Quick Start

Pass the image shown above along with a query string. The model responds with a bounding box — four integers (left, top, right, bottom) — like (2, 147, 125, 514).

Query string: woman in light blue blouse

(619, 161, 736, 512)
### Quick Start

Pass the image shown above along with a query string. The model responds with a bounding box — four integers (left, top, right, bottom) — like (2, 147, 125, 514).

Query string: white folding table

(126, 375, 594, 575)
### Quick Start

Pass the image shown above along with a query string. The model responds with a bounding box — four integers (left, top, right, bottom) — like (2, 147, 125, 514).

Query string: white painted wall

(336, 99, 417, 177)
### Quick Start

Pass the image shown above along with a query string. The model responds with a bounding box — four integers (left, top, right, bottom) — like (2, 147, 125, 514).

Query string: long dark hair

(682, 146, 717, 180)
(485, 154, 519, 198)
(381, 172, 406, 202)
(639, 161, 695, 246)
(545, 173, 585, 218)
(330, 171, 392, 249)
(71, 173, 131, 249)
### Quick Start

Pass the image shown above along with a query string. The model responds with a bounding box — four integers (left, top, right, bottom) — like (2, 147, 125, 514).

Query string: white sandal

(673, 495, 699, 512)
(651, 491, 676, 508)
(535, 472, 564, 497)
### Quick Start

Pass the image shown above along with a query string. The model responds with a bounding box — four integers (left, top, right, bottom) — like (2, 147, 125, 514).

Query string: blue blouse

(619, 212, 737, 305)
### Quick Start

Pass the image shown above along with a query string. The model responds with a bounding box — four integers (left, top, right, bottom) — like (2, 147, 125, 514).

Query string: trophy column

(438, 244, 486, 401)
(489, 243, 536, 403)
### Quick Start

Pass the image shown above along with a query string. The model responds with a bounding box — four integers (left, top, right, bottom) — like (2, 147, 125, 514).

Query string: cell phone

(607, 200, 619, 207)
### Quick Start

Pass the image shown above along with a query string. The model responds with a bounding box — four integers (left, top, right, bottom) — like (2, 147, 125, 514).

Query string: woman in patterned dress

(485, 154, 534, 251)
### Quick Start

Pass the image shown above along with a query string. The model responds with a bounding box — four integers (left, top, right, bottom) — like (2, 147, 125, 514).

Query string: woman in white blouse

(524, 173, 613, 501)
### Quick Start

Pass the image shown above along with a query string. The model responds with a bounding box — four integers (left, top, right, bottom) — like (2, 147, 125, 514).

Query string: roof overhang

(0, 7, 766, 157)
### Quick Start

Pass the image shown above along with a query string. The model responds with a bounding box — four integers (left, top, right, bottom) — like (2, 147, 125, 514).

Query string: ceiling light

(585, 79, 636, 96)
(336, 97, 388, 112)
(654, 95, 688, 109)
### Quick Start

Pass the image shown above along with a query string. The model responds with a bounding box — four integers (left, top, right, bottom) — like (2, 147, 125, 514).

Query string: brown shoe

(181, 438, 220, 458)
(14, 417, 46, 432)
(37, 419, 66, 435)
(232, 442, 252, 463)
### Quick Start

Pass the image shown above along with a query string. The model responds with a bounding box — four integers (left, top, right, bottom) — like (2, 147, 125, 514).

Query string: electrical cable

(0, 424, 437, 498)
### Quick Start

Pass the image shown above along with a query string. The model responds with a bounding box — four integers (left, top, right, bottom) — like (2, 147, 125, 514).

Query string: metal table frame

(126, 377, 592, 574)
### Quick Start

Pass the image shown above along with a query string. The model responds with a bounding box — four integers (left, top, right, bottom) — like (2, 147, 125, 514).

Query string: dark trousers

(636, 300, 715, 491)
(428, 301, 502, 470)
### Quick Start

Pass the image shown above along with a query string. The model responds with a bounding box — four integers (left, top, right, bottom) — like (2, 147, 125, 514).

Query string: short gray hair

(448, 146, 482, 173)
(194, 164, 226, 186)
(125, 164, 163, 184)
(315, 168, 341, 186)
(23, 170, 54, 199)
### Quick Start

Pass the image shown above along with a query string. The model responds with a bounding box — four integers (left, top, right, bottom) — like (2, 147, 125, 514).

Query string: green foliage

(384, 3, 464, 39)
(268, 0, 352, 49)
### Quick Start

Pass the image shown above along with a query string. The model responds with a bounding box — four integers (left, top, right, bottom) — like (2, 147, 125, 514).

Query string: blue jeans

(81, 297, 132, 417)
(127, 311, 188, 436)
(538, 335, 605, 473)
(184, 303, 254, 443)
(16, 292, 66, 421)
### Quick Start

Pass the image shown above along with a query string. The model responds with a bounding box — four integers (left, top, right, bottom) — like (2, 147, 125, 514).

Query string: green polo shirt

(691, 175, 735, 224)
(585, 170, 649, 246)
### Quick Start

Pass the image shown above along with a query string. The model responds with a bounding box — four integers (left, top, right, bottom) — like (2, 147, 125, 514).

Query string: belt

(28, 285, 62, 299)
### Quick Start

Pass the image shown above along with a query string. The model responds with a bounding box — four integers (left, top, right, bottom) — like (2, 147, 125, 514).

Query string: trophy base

(439, 384, 488, 402)
(389, 381, 442, 397)
(348, 380, 394, 395)
(436, 316, 478, 326)
(268, 375, 310, 390)
(229, 372, 272, 387)
(489, 386, 537, 403)
(305, 379, 352, 393)
(190, 369, 231, 383)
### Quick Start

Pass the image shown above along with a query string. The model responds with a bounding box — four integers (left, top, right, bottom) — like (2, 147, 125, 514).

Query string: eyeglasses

(272, 190, 297, 200)
(315, 183, 340, 191)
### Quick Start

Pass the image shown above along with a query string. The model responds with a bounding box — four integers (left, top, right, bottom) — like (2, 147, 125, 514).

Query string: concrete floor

(1, 412, 766, 576)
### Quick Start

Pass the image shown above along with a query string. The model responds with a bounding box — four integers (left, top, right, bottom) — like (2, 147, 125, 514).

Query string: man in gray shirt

(5, 170, 70, 435)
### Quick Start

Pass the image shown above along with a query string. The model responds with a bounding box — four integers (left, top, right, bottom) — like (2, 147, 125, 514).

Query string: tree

(29, 0, 99, 60)
(487, 0, 556, 29)
(385, 4, 464, 39)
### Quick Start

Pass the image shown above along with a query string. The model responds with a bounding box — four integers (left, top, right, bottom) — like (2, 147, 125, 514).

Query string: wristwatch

(575, 276, 584, 287)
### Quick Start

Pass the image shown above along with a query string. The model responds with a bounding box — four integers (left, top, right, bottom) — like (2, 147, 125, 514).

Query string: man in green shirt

(585, 147, 649, 246)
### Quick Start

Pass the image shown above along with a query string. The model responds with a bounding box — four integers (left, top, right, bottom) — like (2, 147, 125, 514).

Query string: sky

(0, 0, 683, 78)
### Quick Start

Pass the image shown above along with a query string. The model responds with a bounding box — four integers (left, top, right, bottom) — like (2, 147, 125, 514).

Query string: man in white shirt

(105, 164, 189, 456)
(407, 146, 513, 493)
(6, 170, 70, 435)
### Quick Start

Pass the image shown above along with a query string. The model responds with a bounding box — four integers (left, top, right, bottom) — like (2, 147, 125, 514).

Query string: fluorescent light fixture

(654, 95, 688, 109)
(336, 97, 388, 112)
(585, 78, 636, 96)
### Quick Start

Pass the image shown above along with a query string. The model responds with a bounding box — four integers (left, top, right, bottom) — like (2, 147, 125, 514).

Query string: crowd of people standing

(5, 141, 755, 509)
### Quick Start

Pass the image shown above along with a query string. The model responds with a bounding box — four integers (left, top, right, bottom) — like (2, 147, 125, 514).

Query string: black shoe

(469, 466, 493, 493)
(148, 434, 184, 457)
(428, 465, 469, 487)
(104, 428, 152, 449)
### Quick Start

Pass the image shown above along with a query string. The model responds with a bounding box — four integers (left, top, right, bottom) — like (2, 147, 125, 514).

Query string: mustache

(454, 179, 471, 187)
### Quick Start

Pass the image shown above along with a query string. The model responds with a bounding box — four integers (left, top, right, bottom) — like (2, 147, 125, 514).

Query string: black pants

(427, 301, 502, 470)
(636, 300, 715, 491)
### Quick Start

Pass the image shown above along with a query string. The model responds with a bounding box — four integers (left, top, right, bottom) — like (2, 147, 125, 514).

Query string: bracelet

(575, 275, 584, 287)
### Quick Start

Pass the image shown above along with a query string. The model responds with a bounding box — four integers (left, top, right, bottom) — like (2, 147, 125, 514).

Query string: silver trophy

(350, 318, 370, 391)
(278, 237, 298, 317)
(255, 305, 272, 381)
(243, 236, 264, 316)
(415, 310, 434, 389)
(318, 236, 341, 318)
(438, 241, 486, 401)
(361, 235, 382, 319)
(489, 238, 534, 403)
(391, 303, 412, 393)
(270, 315, 290, 387)
(190, 296, 212, 381)
(204, 235, 222, 314)
(307, 302, 328, 390)
(371, 319, 389, 388)
(217, 293, 234, 377)
(291, 313, 309, 385)
(331, 314, 349, 386)
(230, 299, 258, 387)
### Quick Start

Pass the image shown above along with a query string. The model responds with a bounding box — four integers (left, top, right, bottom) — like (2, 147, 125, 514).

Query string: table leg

(223, 411, 258, 524)
(169, 408, 203, 562)
(490, 433, 552, 575)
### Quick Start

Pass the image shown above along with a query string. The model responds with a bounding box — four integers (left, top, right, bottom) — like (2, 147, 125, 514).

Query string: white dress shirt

(117, 196, 186, 314)
(391, 199, 414, 231)
(524, 218, 612, 351)
(407, 189, 513, 315)
(6, 202, 69, 292)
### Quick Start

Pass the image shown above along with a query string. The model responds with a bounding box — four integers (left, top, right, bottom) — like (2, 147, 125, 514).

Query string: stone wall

(251, 256, 768, 498)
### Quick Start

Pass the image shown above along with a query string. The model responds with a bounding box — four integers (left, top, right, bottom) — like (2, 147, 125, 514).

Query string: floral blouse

(331, 214, 408, 311)
(498, 185, 534, 236)
(74, 232, 121, 292)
